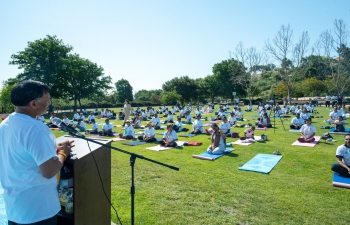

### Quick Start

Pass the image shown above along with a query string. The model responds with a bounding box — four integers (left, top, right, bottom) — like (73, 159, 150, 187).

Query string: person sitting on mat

(132, 114, 141, 128)
(242, 126, 255, 140)
(119, 120, 135, 139)
(333, 116, 346, 132)
(185, 111, 192, 124)
(298, 118, 316, 143)
(138, 122, 157, 142)
(99, 118, 114, 136)
(159, 124, 178, 147)
(74, 118, 86, 132)
(151, 113, 161, 129)
(300, 107, 311, 123)
(164, 111, 174, 124)
(191, 115, 204, 135)
(173, 117, 183, 132)
(206, 123, 226, 155)
(220, 116, 231, 137)
(228, 112, 237, 127)
(257, 113, 272, 128)
(290, 113, 305, 130)
(331, 134, 350, 178)
(86, 119, 99, 134)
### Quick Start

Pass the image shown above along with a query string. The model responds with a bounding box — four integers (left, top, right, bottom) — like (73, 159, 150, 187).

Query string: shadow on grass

(225, 152, 239, 158)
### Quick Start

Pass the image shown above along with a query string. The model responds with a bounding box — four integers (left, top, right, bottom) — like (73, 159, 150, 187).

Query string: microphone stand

(66, 132, 179, 225)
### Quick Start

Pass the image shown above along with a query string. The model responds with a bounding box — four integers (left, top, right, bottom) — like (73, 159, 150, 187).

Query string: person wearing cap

(99, 118, 114, 136)
(298, 118, 316, 143)
(220, 116, 231, 137)
(151, 113, 161, 129)
(119, 120, 135, 139)
(86, 119, 99, 134)
(191, 115, 204, 134)
(138, 122, 156, 142)
(159, 125, 178, 147)
(290, 113, 305, 130)
(207, 123, 226, 155)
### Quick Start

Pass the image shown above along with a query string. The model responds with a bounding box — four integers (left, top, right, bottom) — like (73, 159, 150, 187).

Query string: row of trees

(1, 19, 349, 113)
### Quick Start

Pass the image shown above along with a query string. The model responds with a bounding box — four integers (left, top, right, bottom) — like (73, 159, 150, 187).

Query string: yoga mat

(289, 129, 301, 133)
(231, 136, 262, 146)
(179, 133, 196, 137)
(122, 141, 147, 146)
(135, 131, 144, 135)
(0, 183, 6, 224)
(329, 127, 350, 134)
(291, 136, 321, 147)
(146, 145, 173, 151)
(239, 153, 282, 174)
(111, 138, 126, 142)
(192, 148, 234, 161)
(333, 172, 350, 188)
(256, 127, 268, 131)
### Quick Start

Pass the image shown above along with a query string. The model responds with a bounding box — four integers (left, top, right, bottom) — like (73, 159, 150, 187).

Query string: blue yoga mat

(239, 153, 282, 174)
(333, 172, 350, 188)
(330, 127, 350, 132)
(192, 148, 234, 161)
(122, 141, 148, 146)
(0, 183, 7, 224)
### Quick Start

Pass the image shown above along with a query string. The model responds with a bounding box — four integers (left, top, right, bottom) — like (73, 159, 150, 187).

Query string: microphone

(52, 118, 85, 138)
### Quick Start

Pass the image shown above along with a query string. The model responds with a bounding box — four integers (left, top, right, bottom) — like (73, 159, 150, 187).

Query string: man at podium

(0, 80, 73, 225)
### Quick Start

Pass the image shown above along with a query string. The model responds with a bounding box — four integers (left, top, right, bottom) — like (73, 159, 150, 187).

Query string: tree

(62, 54, 112, 111)
(231, 42, 265, 104)
(203, 74, 221, 104)
(162, 91, 181, 105)
(9, 35, 73, 100)
(303, 77, 327, 96)
(265, 25, 310, 102)
(115, 79, 133, 103)
(162, 76, 197, 105)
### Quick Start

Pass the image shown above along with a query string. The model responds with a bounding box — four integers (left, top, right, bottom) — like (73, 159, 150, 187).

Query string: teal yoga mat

(0, 183, 7, 224)
(239, 153, 282, 174)
(192, 148, 234, 161)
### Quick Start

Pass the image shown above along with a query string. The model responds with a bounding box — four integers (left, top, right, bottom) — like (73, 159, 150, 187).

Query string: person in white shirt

(228, 112, 237, 127)
(73, 111, 80, 121)
(185, 112, 192, 124)
(119, 120, 135, 139)
(332, 95, 338, 108)
(149, 108, 155, 116)
(220, 116, 231, 137)
(290, 113, 305, 130)
(141, 110, 148, 121)
(86, 119, 100, 134)
(325, 94, 331, 108)
(258, 113, 272, 128)
(244, 126, 255, 139)
(151, 114, 161, 129)
(331, 134, 350, 178)
(79, 113, 85, 121)
(138, 122, 156, 142)
(36, 114, 45, 123)
(62, 114, 70, 125)
(99, 118, 114, 136)
(298, 118, 316, 143)
(245, 104, 252, 112)
(132, 114, 141, 128)
(235, 108, 244, 121)
(300, 108, 311, 122)
(207, 123, 226, 155)
(180, 108, 187, 118)
(165, 111, 174, 123)
(173, 117, 183, 132)
(216, 109, 226, 120)
(88, 112, 95, 123)
(74, 119, 86, 132)
(159, 125, 178, 147)
(191, 115, 204, 134)
(333, 116, 346, 132)
(290, 103, 298, 115)
(328, 107, 340, 124)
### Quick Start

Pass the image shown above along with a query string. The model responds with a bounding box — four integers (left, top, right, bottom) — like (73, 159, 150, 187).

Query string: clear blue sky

(1, 0, 349, 93)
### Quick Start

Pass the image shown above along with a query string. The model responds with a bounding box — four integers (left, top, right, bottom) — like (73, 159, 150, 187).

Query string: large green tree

(162, 76, 197, 105)
(62, 54, 112, 111)
(9, 35, 73, 99)
(115, 79, 133, 103)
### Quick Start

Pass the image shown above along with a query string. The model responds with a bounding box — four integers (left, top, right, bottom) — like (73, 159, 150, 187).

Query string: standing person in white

(0, 80, 74, 225)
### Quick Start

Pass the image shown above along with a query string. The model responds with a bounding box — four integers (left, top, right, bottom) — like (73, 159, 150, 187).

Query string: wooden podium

(56, 135, 112, 225)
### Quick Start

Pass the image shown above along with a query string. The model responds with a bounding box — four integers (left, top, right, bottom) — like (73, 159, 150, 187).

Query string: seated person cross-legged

(242, 126, 255, 140)
(290, 113, 305, 130)
(331, 134, 350, 178)
(298, 118, 316, 143)
(86, 119, 99, 134)
(138, 122, 157, 142)
(206, 123, 226, 155)
(219, 116, 231, 137)
(99, 118, 114, 136)
(119, 120, 135, 139)
(257, 113, 272, 128)
(151, 114, 161, 129)
(333, 116, 346, 132)
(191, 115, 204, 135)
(159, 125, 178, 147)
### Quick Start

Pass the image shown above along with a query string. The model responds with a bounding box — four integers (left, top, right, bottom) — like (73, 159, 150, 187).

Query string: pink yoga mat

(255, 127, 268, 131)
(291, 136, 321, 147)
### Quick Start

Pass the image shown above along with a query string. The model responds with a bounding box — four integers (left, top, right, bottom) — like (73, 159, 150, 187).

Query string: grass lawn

(51, 105, 350, 225)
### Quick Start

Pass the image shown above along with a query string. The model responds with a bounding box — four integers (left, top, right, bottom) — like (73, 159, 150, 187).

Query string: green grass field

(51, 106, 350, 225)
